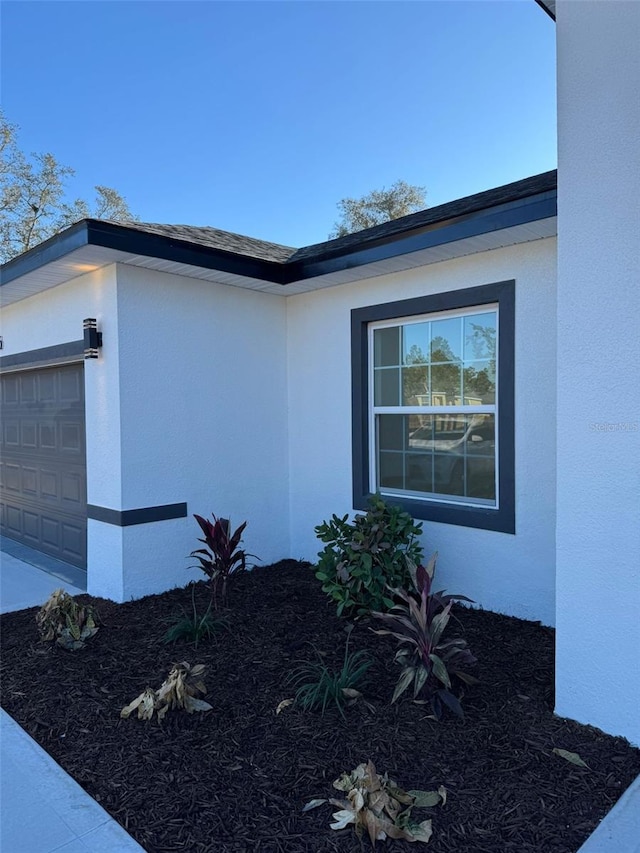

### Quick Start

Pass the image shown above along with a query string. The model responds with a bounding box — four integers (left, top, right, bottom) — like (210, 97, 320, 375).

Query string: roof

(101, 221, 297, 263)
(1, 170, 557, 306)
(534, 0, 556, 21)
(290, 170, 556, 263)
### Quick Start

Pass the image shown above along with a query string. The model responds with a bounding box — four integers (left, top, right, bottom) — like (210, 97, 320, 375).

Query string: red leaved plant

(189, 513, 255, 609)
(371, 553, 477, 720)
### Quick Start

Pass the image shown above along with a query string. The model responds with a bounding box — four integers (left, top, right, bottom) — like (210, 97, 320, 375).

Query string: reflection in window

(372, 308, 497, 506)
(377, 414, 496, 504)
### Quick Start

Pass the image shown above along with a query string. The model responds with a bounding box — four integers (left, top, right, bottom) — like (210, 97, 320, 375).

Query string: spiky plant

(189, 513, 256, 608)
(163, 587, 228, 647)
(372, 554, 477, 719)
(287, 630, 372, 720)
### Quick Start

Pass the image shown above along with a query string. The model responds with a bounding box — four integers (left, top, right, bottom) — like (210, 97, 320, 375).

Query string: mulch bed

(1, 560, 639, 853)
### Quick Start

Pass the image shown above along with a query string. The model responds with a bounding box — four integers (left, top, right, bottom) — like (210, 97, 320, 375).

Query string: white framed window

(351, 281, 515, 533)
(369, 305, 498, 508)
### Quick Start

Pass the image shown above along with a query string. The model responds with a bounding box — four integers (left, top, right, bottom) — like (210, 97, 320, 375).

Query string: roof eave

(286, 189, 556, 280)
(1, 172, 558, 304)
(534, 0, 556, 22)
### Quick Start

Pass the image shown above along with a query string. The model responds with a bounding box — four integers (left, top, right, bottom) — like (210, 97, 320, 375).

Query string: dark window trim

(351, 281, 515, 534)
(0, 341, 84, 372)
(87, 503, 188, 527)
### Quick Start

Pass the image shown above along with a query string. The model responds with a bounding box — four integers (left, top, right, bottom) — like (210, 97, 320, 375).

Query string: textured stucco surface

(110, 264, 290, 600)
(287, 238, 558, 625)
(555, 0, 640, 745)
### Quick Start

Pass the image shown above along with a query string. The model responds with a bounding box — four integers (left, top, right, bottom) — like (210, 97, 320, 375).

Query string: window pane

(374, 368, 400, 405)
(402, 366, 428, 405)
(463, 361, 496, 404)
(464, 313, 496, 361)
(403, 323, 430, 365)
(431, 362, 462, 404)
(431, 317, 462, 362)
(405, 453, 433, 492)
(379, 452, 404, 489)
(377, 413, 496, 505)
(378, 414, 405, 451)
(374, 327, 400, 367)
(466, 456, 496, 500)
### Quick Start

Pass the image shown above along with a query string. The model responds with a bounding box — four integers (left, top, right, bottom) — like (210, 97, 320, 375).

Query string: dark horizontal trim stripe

(0, 341, 84, 370)
(87, 502, 188, 527)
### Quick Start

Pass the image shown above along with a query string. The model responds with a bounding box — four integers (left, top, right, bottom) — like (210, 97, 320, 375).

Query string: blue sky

(2, 1, 556, 247)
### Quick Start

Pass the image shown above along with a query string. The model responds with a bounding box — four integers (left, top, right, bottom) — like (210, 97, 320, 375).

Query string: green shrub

(287, 630, 372, 720)
(314, 495, 424, 617)
(372, 553, 477, 719)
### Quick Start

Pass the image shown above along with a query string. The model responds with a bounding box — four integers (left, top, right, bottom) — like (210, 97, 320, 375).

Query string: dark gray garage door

(0, 363, 87, 568)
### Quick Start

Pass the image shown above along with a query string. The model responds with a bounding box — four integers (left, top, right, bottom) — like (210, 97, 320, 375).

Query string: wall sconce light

(83, 318, 103, 359)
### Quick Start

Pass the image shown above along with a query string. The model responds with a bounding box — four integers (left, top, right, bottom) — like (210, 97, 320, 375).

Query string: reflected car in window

(406, 415, 495, 501)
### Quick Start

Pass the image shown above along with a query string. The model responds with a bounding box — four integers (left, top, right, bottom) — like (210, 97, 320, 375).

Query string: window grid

(368, 305, 498, 509)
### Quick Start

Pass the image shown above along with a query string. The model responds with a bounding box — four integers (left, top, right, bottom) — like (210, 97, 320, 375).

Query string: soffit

(0, 216, 556, 307)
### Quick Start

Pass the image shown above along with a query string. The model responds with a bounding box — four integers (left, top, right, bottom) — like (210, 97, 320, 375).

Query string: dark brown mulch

(1, 561, 639, 853)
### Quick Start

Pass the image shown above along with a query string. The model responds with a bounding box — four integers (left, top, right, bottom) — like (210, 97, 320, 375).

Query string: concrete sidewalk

(1, 547, 638, 853)
(0, 549, 145, 852)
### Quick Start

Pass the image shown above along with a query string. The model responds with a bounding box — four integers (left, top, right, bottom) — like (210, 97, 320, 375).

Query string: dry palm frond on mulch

(1, 560, 639, 853)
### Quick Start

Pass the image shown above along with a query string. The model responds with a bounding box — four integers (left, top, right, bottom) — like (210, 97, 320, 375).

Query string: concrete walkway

(1, 547, 638, 853)
(0, 549, 145, 852)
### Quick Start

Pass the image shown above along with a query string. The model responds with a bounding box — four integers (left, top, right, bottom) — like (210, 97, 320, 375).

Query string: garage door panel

(61, 472, 83, 506)
(62, 523, 84, 562)
(40, 423, 57, 449)
(23, 510, 40, 541)
(4, 504, 21, 535)
(20, 374, 37, 402)
(60, 422, 83, 453)
(4, 423, 19, 446)
(21, 422, 37, 447)
(3, 463, 21, 493)
(22, 467, 38, 496)
(38, 372, 56, 401)
(3, 376, 19, 404)
(0, 364, 86, 569)
(59, 370, 82, 403)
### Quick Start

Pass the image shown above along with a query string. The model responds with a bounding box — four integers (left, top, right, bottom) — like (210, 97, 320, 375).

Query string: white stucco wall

(287, 238, 558, 625)
(0, 266, 133, 599)
(1, 264, 290, 601)
(111, 264, 290, 600)
(555, 0, 640, 744)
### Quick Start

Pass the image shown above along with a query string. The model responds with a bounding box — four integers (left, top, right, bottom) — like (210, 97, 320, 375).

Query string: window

(351, 281, 514, 533)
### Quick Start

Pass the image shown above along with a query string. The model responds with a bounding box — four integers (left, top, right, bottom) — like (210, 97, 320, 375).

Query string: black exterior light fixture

(83, 318, 103, 358)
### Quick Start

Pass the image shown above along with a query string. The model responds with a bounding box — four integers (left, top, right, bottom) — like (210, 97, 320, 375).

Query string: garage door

(0, 363, 87, 568)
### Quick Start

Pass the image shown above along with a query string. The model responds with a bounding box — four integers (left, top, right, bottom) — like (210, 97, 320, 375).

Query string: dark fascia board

(0, 219, 291, 288)
(533, 0, 556, 21)
(1, 174, 558, 290)
(1, 219, 90, 285)
(287, 191, 556, 280)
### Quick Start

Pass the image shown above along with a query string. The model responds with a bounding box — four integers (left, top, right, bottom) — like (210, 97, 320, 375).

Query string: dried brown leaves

(304, 759, 446, 846)
(121, 661, 213, 723)
(36, 589, 99, 651)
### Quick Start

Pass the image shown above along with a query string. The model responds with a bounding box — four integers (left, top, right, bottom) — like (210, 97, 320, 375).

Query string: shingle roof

(100, 170, 556, 267)
(1, 169, 558, 295)
(98, 220, 297, 263)
(290, 170, 557, 263)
